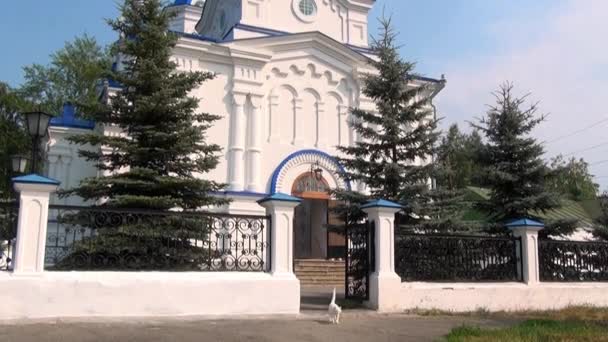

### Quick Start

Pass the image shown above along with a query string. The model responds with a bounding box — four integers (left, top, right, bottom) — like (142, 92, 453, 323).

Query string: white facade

(46, 0, 444, 259)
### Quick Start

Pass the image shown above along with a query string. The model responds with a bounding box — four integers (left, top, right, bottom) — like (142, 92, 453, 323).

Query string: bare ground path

(0, 313, 516, 342)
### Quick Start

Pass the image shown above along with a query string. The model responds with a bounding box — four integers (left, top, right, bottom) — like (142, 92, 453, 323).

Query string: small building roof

(12, 174, 61, 186)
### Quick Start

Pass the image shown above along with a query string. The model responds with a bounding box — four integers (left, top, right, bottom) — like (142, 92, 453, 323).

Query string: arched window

(291, 172, 330, 199)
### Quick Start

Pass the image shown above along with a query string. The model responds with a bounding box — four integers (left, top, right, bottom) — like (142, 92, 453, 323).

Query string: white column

(361, 199, 403, 312)
(12, 174, 60, 275)
(228, 93, 247, 191)
(246, 95, 263, 192)
(257, 194, 301, 278)
(508, 219, 545, 285)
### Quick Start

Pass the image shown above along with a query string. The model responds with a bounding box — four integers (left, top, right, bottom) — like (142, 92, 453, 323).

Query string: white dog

(328, 287, 342, 324)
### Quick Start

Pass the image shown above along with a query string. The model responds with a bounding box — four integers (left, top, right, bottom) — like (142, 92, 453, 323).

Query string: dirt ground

(0, 313, 515, 342)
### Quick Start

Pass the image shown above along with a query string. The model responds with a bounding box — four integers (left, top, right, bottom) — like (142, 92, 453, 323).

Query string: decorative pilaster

(257, 193, 302, 277)
(11, 174, 60, 274)
(292, 98, 303, 145)
(338, 104, 349, 147)
(268, 93, 280, 143)
(228, 93, 247, 191)
(361, 199, 403, 312)
(507, 218, 545, 285)
(246, 95, 263, 192)
(316, 101, 326, 148)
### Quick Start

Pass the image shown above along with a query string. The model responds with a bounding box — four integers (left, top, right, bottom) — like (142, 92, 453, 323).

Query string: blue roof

(50, 104, 95, 130)
(361, 199, 403, 210)
(257, 193, 302, 204)
(505, 218, 545, 228)
(173, 0, 193, 5)
(12, 174, 61, 186)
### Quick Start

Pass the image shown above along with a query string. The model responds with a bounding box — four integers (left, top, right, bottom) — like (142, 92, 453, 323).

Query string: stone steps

(295, 259, 345, 286)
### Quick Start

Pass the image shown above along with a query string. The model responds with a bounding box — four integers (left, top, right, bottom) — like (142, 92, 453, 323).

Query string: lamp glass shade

(25, 111, 52, 138)
(11, 156, 28, 173)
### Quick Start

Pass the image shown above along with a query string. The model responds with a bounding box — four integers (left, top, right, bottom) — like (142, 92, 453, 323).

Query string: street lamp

(10, 155, 28, 174)
(310, 160, 323, 180)
(23, 111, 52, 173)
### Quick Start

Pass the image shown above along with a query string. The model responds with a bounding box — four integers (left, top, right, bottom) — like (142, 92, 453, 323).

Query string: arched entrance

(291, 171, 345, 259)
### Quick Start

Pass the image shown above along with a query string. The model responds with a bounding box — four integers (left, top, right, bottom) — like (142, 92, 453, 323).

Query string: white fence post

(507, 218, 545, 285)
(11, 174, 60, 275)
(361, 199, 402, 312)
(258, 193, 301, 278)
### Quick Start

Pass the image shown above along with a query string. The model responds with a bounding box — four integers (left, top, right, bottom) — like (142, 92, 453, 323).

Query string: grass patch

(444, 319, 608, 342)
(408, 305, 608, 322)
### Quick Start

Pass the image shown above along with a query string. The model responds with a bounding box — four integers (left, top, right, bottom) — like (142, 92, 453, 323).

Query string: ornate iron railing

(395, 232, 522, 282)
(46, 205, 271, 272)
(539, 240, 608, 282)
(0, 202, 18, 271)
(345, 221, 374, 301)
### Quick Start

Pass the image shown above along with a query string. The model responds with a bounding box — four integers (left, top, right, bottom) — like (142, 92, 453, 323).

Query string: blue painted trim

(269, 149, 351, 194)
(172, 30, 220, 43)
(211, 190, 269, 198)
(257, 192, 302, 204)
(361, 199, 403, 210)
(107, 78, 123, 89)
(12, 174, 61, 186)
(505, 218, 545, 228)
(345, 44, 376, 55)
(49, 104, 95, 130)
(233, 23, 290, 37)
(413, 75, 444, 84)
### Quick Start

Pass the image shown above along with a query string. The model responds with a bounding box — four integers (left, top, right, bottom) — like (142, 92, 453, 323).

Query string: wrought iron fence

(46, 205, 271, 272)
(539, 240, 608, 282)
(345, 221, 374, 301)
(0, 202, 18, 271)
(395, 232, 522, 282)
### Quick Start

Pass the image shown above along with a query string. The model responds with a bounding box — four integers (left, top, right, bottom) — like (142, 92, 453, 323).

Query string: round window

(298, 0, 317, 16)
(292, 0, 317, 22)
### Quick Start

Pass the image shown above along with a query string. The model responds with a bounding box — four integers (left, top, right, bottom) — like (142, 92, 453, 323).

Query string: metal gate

(345, 220, 375, 301)
(0, 202, 19, 271)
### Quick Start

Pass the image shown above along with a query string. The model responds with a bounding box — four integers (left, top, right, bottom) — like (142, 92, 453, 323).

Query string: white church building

(46, 0, 445, 263)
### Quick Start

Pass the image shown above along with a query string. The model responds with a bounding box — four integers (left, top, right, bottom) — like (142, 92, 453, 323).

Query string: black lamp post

(23, 111, 52, 173)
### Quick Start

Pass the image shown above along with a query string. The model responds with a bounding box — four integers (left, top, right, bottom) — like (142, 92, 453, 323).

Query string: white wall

(0, 272, 299, 320)
(397, 282, 608, 313)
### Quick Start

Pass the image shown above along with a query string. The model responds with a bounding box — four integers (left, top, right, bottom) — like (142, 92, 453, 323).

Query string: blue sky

(2, 1, 608, 188)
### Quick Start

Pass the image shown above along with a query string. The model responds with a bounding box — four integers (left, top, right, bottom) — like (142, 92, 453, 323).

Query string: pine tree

(333, 17, 444, 226)
(63, 0, 227, 211)
(472, 83, 573, 237)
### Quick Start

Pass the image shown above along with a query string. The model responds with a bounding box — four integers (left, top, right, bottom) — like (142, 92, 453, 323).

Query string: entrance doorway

(291, 171, 346, 260)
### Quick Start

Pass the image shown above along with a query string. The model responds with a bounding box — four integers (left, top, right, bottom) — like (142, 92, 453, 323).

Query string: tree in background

(332, 17, 464, 230)
(548, 155, 599, 201)
(63, 0, 226, 210)
(435, 124, 485, 190)
(19, 34, 111, 115)
(0, 83, 30, 199)
(472, 83, 575, 237)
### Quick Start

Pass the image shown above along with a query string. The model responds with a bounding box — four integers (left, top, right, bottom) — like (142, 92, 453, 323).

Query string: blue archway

(269, 149, 351, 194)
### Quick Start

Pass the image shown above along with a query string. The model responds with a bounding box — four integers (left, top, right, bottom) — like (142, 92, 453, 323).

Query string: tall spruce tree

(63, 0, 227, 210)
(333, 18, 450, 227)
(472, 83, 574, 237)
